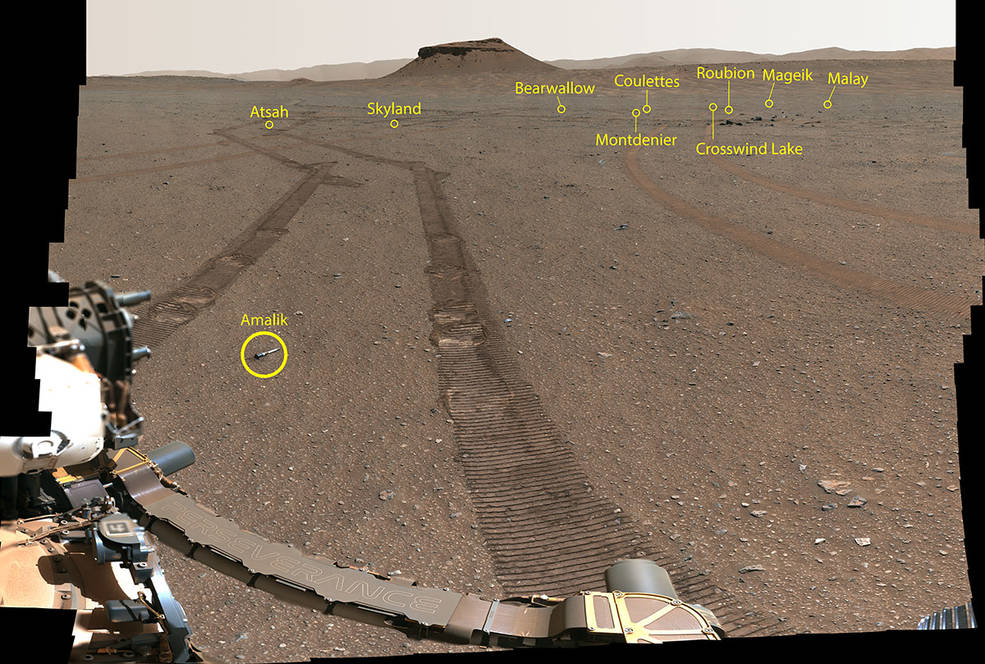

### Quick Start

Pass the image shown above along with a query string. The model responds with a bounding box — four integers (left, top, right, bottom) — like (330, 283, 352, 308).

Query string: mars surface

(56, 39, 978, 660)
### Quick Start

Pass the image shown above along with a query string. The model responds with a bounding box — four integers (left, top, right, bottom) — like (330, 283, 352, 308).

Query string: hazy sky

(87, 0, 955, 75)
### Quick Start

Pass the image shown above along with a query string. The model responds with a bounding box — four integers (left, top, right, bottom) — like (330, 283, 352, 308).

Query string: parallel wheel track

(133, 122, 790, 637)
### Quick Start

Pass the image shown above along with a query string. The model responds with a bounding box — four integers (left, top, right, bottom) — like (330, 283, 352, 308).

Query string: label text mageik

(762, 68, 813, 83)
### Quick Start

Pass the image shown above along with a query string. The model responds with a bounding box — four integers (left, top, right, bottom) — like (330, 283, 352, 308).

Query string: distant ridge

(111, 45, 953, 82)
(388, 38, 557, 76)
(126, 58, 412, 82)
(549, 46, 955, 69)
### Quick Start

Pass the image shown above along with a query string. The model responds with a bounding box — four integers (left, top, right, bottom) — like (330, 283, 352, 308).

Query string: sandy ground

(54, 59, 979, 660)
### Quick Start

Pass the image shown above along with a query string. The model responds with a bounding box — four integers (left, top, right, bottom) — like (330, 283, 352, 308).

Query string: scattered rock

(821, 503, 837, 511)
(854, 537, 871, 546)
(750, 510, 767, 518)
(379, 489, 395, 501)
(738, 565, 765, 573)
(597, 351, 613, 358)
(814, 538, 826, 544)
(615, 224, 629, 230)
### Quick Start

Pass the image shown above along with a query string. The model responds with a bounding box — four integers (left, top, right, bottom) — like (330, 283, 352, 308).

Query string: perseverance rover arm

(107, 445, 723, 648)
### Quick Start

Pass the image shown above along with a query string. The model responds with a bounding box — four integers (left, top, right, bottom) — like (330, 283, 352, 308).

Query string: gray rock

(738, 565, 765, 573)
(847, 496, 868, 508)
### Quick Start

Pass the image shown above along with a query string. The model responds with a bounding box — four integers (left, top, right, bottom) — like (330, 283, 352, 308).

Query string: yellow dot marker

(765, 81, 775, 108)
(824, 85, 835, 109)
(556, 96, 566, 114)
(264, 120, 274, 130)
(241, 331, 288, 378)
(390, 119, 399, 128)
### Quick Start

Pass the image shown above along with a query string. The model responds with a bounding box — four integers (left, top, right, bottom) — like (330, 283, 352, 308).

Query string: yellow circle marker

(642, 104, 651, 114)
(765, 99, 774, 108)
(390, 119, 399, 128)
(632, 108, 641, 118)
(708, 102, 717, 112)
(823, 99, 832, 109)
(556, 104, 566, 114)
(240, 331, 288, 378)
(264, 120, 274, 129)
(724, 105, 733, 114)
